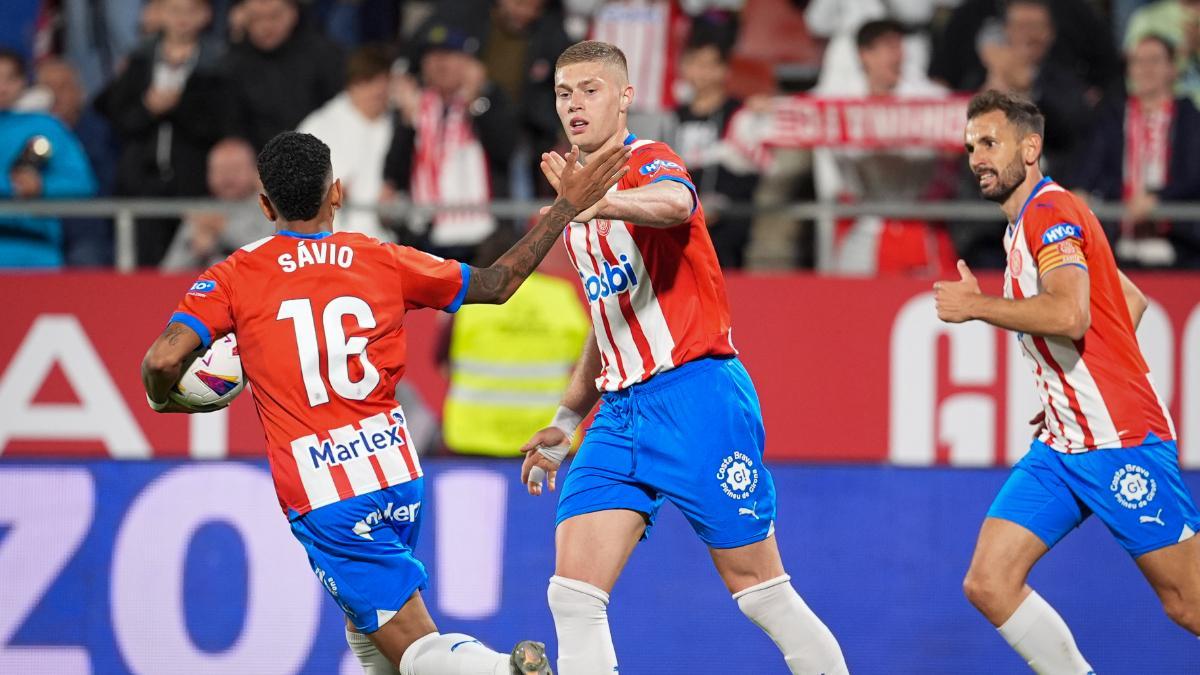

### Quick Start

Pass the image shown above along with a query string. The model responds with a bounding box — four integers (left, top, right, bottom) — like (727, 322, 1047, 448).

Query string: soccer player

(141, 131, 629, 674)
(936, 90, 1200, 673)
(518, 41, 849, 675)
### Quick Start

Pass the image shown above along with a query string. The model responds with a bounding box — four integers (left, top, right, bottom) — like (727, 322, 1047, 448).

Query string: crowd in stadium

(2, 0, 1200, 272)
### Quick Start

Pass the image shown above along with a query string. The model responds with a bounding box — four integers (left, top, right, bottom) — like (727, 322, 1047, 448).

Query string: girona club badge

(1009, 249, 1024, 276)
(595, 219, 611, 237)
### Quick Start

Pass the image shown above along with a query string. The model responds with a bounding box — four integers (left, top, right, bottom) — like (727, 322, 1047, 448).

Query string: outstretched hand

(549, 144, 629, 222)
(934, 260, 982, 323)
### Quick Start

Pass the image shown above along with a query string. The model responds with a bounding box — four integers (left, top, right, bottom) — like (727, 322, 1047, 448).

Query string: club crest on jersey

(717, 451, 759, 500)
(1042, 223, 1082, 245)
(1009, 249, 1023, 276)
(580, 254, 639, 302)
(595, 219, 611, 236)
(1111, 464, 1157, 509)
(638, 158, 681, 176)
(306, 417, 406, 470)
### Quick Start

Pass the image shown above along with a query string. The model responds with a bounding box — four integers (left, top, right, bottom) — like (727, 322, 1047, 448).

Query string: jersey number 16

(277, 296, 380, 407)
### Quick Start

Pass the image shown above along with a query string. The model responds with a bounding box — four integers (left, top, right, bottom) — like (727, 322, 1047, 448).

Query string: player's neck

(582, 129, 630, 163)
(1002, 171, 1046, 223)
(276, 220, 332, 236)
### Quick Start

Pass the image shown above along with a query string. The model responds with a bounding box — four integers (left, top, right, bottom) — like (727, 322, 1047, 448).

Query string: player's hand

(520, 427, 569, 496)
(556, 144, 630, 220)
(540, 150, 578, 195)
(1029, 410, 1046, 438)
(933, 260, 982, 323)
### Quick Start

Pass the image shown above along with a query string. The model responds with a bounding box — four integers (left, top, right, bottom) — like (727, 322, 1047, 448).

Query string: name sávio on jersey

(307, 423, 405, 470)
(278, 240, 354, 273)
(581, 254, 639, 302)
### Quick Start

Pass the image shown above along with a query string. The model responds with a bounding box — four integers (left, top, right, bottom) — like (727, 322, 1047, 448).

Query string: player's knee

(962, 567, 1011, 612)
(547, 575, 610, 621)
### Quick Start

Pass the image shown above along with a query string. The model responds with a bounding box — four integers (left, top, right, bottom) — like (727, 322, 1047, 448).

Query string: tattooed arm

(141, 321, 203, 413)
(464, 143, 630, 304)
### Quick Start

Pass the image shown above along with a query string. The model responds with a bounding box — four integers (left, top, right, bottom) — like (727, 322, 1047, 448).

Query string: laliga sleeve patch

(188, 279, 217, 296)
(638, 158, 683, 175)
(1041, 223, 1083, 246)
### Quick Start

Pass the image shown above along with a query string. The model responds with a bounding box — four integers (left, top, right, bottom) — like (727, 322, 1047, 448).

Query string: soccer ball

(169, 333, 245, 411)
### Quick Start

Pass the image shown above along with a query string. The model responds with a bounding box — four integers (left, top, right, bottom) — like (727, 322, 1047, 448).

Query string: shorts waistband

(602, 356, 735, 399)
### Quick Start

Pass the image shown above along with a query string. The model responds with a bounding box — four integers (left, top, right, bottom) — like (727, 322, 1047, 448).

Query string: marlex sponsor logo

(306, 414, 406, 470)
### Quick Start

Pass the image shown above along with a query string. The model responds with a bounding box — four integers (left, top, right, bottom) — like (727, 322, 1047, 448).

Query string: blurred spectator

(37, 58, 120, 266)
(929, 0, 1118, 95)
(96, 0, 232, 268)
(1126, 0, 1200, 108)
(973, 0, 1090, 179)
(439, 227, 589, 457)
(221, 0, 345, 150)
(423, 0, 573, 199)
(312, 0, 402, 49)
(806, 0, 942, 97)
(298, 45, 394, 241)
(161, 137, 272, 270)
(814, 20, 958, 277)
(384, 25, 517, 261)
(667, 33, 760, 269)
(62, 0, 145, 98)
(0, 49, 98, 268)
(1074, 35, 1200, 268)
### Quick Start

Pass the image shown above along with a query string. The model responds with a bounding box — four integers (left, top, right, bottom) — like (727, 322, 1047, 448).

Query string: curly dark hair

(256, 132, 332, 221)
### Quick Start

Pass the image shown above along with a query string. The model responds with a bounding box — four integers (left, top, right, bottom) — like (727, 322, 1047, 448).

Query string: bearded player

(518, 41, 848, 675)
(935, 90, 1200, 673)
(141, 131, 629, 674)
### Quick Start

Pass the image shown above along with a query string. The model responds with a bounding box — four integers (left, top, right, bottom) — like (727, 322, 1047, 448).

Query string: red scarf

(1123, 97, 1174, 200)
(411, 90, 493, 247)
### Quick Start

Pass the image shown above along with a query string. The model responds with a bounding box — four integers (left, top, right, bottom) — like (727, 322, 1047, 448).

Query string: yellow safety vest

(443, 272, 590, 456)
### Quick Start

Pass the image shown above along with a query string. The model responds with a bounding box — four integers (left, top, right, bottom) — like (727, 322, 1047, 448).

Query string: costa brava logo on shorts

(1111, 464, 1157, 509)
(718, 452, 759, 500)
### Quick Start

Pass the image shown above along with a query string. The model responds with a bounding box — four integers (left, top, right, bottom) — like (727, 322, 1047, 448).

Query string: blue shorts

(557, 356, 777, 549)
(989, 436, 1200, 558)
(290, 480, 427, 632)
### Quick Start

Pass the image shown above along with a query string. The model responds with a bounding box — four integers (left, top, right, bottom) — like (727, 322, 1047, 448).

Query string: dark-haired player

(141, 131, 629, 674)
(936, 90, 1200, 673)
(519, 41, 848, 675)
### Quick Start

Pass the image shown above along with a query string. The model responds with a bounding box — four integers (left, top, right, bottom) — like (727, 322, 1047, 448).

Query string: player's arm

(520, 330, 603, 496)
(541, 150, 694, 228)
(463, 144, 630, 304)
(141, 322, 203, 413)
(935, 260, 1092, 340)
(592, 180, 694, 228)
(1117, 269, 1148, 329)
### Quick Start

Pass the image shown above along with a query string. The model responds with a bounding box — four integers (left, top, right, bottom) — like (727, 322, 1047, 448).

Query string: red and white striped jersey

(1003, 178, 1175, 453)
(564, 134, 736, 391)
(172, 230, 469, 517)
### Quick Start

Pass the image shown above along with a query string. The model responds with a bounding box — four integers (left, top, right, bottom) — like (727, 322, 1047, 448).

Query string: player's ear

(619, 84, 634, 113)
(1023, 133, 1043, 166)
(329, 179, 344, 209)
(258, 193, 277, 222)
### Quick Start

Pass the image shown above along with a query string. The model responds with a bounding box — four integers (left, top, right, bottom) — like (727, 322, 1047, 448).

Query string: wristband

(146, 393, 170, 412)
(550, 405, 583, 439)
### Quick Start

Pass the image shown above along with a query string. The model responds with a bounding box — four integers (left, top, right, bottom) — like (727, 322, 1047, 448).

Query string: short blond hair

(555, 40, 629, 79)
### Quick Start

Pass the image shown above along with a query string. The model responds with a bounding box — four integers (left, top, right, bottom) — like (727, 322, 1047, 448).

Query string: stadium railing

(3, 198, 1199, 271)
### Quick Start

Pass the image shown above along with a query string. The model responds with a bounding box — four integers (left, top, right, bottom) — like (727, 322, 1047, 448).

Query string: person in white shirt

(297, 45, 394, 241)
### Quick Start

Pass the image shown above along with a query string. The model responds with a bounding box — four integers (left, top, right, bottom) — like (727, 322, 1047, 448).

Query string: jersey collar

(623, 132, 636, 145)
(1016, 176, 1053, 225)
(276, 229, 334, 240)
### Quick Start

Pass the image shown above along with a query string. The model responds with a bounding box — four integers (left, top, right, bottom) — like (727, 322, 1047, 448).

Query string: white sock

(547, 575, 619, 675)
(398, 632, 510, 675)
(346, 629, 401, 675)
(997, 591, 1094, 675)
(734, 575, 849, 675)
